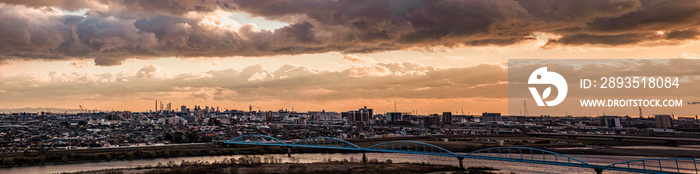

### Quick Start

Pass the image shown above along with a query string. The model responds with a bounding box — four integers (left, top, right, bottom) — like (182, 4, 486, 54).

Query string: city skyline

(3, 1, 700, 173)
(1, 1, 700, 115)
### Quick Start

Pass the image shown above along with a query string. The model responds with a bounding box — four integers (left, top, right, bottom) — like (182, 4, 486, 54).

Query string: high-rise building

(600, 116, 622, 128)
(348, 111, 356, 122)
(196, 110, 204, 119)
(181, 105, 187, 113)
(344, 106, 372, 123)
(424, 114, 441, 127)
(264, 111, 274, 122)
(359, 106, 372, 122)
(442, 112, 452, 124)
(655, 114, 673, 128)
(482, 112, 502, 122)
(386, 112, 402, 121)
(350, 111, 367, 122)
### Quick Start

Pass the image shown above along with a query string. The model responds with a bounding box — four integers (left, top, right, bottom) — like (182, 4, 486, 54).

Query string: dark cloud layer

(1, 0, 700, 65)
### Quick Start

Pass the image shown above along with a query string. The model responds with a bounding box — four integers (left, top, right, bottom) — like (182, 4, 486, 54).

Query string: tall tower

(155, 100, 158, 112)
(523, 100, 529, 117)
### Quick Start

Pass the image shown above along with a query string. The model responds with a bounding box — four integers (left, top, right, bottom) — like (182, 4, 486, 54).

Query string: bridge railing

(366, 140, 459, 157)
(604, 158, 699, 174)
(222, 134, 699, 174)
(290, 137, 362, 150)
(464, 147, 590, 167)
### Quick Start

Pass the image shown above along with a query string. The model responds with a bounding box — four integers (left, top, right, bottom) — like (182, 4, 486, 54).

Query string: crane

(688, 102, 700, 121)
(249, 105, 261, 113)
(79, 105, 86, 113)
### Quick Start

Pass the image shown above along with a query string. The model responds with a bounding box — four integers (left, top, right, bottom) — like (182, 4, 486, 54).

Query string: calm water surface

(0, 153, 695, 174)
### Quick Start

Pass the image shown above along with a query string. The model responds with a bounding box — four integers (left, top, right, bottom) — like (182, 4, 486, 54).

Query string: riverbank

(63, 158, 482, 174)
(3, 134, 699, 167)
(0, 143, 353, 168)
(4, 152, 691, 174)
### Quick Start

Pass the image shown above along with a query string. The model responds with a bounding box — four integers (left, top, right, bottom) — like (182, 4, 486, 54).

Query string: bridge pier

(287, 147, 291, 157)
(362, 151, 367, 163)
(457, 157, 464, 170)
(594, 167, 604, 174)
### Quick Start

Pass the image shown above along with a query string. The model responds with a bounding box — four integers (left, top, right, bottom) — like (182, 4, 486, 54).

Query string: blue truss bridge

(221, 134, 700, 174)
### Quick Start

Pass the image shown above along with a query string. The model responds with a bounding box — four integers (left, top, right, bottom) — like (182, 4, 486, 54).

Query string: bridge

(526, 132, 700, 146)
(221, 134, 700, 174)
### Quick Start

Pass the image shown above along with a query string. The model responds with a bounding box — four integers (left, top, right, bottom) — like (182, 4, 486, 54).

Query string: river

(0, 153, 696, 174)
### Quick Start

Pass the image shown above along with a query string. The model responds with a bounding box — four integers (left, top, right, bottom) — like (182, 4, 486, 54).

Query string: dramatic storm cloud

(1, 0, 700, 65)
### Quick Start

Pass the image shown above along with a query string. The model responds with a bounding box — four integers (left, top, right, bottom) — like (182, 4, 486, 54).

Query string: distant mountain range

(0, 107, 83, 113)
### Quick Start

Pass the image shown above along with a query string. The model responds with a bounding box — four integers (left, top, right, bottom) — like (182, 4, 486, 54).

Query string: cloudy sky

(1, 0, 700, 115)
